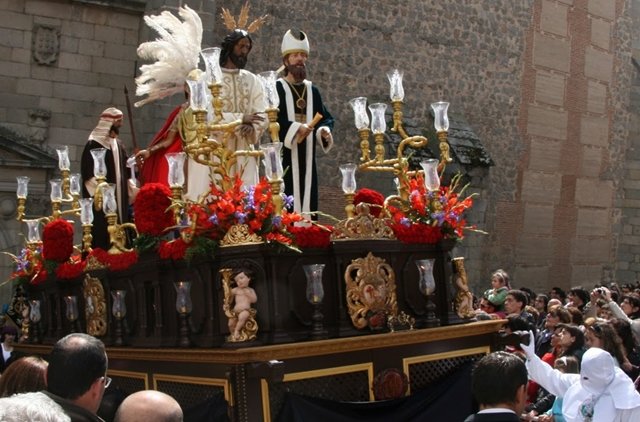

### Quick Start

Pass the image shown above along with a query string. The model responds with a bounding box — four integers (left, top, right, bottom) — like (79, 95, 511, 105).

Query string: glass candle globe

(24, 219, 41, 243)
(56, 145, 70, 171)
(166, 152, 186, 187)
(102, 184, 117, 214)
(431, 101, 450, 132)
(90, 148, 108, 178)
(29, 299, 41, 323)
(111, 290, 127, 319)
(386, 69, 405, 102)
(201, 47, 223, 84)
(420, 158, 440, 192)
(260, 142, 284, 180)
(187, 78, 209, 111)
(339, 163, 357, 194)
(50, 179, 63, 202)
(259, 71, 280, 108)
(368, 103, 387, 134)
(348, 97, 370, 130)
(79, 198, 94, 224)
(69, 173, 82, 196)
(64, 295, 78, 322)
(16, 176, 30, 199)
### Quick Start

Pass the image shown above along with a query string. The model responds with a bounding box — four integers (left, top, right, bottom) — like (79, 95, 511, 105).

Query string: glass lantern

(111, 290, 127, 319)
(303, 264, 325, 304)
(187, 78, 209, 111)
(50, 179, 63, 202)
(24, 219, 41, 243)
(29, 299, 41, 323)
(69, 173, 82, 196)
(64, 295, 78, 322)
(174, 281, 193, 314)
(416, 259, 436, 295)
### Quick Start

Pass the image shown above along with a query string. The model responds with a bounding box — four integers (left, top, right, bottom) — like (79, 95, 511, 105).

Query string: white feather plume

(135, 6, 203, 107)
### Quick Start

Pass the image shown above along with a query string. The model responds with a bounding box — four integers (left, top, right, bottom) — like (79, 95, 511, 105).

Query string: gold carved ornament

(344, 253, 398, 329)
(220, 268, 258, 342)
(220, 224, 263, 247)
(332, 203, 396, 241)
(452, 257, 475, 319)
(83, 274, 107, 337)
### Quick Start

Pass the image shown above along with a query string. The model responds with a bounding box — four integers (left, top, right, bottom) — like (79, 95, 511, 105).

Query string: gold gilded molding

(83, 274, 107, 337)
(107, 369, 149, 390)
(402, 346, 490, 395)
(344, 252, 398, 329)
(261, 379, 272, 422)
(332, 203, 396, 240)
(153, 373, 232, 405)
(220, 223, 263, 247)
(15, 320, 503, 364)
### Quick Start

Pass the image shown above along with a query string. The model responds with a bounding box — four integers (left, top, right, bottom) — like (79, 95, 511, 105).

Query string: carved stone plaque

(33, 25, 60, 65)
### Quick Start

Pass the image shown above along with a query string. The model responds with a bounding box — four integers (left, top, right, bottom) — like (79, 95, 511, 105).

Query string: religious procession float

(4, 5, 503, 422)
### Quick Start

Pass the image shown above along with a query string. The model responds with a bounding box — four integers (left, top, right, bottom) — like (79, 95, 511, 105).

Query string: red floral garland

(288, 224, 333, 248)
(133, 183, 174, 236)
(42, 219, 74, 263)
(55, 260, 86, 280)
(389, 222, 444, 244)
(158, 239, 189, 260)
(88, 248, 138, 271)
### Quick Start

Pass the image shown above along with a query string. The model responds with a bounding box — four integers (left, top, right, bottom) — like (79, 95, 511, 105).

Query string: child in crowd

(482, 269, 511, 312)
(535, 355, 580, 422)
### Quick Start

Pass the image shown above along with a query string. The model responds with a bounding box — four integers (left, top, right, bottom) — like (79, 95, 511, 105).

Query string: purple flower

(431, 211, 445, 226)
(208, 214, 219, 225)
(243, 186, 256, 210)
(284, 194, 294, 209)
(400, 217, 411, 227)
(272, 215, 282, 228)
(235, 211, 247, 224)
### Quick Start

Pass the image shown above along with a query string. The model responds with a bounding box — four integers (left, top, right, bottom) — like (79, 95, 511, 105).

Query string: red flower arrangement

(42, 219, 74, 263)
(133, 183, 174, 236)
(5, 247, 45, 285)
(354, 188, 385, 218)
(387, 173, 477, 244)
(55, 257, 86, 280)
(188, 175, 304, 249)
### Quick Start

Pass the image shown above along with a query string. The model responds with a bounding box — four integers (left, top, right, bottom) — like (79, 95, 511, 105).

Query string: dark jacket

(43, 391, 105, 422)
(464, 410, 521, 422)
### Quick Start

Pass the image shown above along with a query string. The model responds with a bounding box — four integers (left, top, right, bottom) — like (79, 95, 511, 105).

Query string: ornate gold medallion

(296, 98, 306, 109)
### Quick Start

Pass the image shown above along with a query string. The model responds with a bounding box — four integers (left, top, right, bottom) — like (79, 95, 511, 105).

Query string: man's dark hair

(550, 286, 566, 301)
(507, 289, 528, 308)
(472, 351, 527, 406)
(569, 287, 589, 306)
(47, 333, 107, 400)
(219, 29, 252, 66)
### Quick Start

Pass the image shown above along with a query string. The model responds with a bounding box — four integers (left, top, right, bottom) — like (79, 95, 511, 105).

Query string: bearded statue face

(284, 52, 308, 82)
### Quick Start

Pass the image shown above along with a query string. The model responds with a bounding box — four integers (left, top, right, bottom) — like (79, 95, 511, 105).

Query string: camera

(498, 330, 530, 347)
(595, 288, 603, 295)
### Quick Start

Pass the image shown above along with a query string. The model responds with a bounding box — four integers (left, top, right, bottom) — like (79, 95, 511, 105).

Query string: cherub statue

(452, 257, 475, 319)
(221, 267, 258, 342)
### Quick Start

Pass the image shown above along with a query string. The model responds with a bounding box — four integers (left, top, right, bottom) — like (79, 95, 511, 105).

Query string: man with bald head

(114, 390, 182, 422)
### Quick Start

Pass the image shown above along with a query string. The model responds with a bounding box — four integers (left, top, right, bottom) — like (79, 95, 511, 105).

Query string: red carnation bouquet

(387, 173, 477, 244)
(133, 183, 174, 236)
(42, 219, 74, 263)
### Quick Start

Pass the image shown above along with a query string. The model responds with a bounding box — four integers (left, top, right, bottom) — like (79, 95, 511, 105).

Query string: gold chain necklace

(288, 82, 307, 109)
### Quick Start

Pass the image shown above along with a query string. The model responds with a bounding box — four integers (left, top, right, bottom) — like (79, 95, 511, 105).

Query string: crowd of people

(468, 269, 640, 421)
(0, 332, 183, 422)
